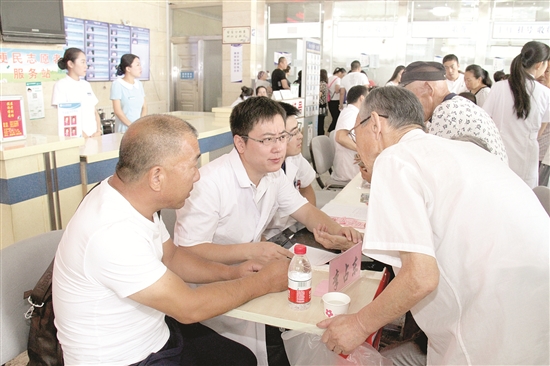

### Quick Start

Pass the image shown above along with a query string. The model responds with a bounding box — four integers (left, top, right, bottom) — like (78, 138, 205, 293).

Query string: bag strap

(327, 78, 338, 100)
(24, 259, 54, 319)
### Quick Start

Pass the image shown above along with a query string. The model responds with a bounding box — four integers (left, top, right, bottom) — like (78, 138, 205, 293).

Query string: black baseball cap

(399, 61, 446, 87)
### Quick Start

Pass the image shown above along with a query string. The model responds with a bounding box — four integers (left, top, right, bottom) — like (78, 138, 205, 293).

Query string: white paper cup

(322, 292, 351, 318)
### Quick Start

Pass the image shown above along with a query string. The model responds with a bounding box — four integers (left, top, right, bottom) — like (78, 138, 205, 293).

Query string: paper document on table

(322, 202, 368, 221)
(288, 244, 339, 266)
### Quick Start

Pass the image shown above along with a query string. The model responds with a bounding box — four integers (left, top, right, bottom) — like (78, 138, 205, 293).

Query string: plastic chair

(309, 135, 347, 190)
(533, 186, 550, 216)
(365, 267, 391, 350)
(0, 230, 64, 364)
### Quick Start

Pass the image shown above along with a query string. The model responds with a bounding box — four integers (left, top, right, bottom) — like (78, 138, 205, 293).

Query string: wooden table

(225, 267, 383, 334)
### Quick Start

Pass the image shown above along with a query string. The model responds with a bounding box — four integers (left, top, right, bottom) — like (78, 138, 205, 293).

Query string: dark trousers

(327, 100, 341, 132)
(266, 325, 290, 366)
(131, 316, 257, 366)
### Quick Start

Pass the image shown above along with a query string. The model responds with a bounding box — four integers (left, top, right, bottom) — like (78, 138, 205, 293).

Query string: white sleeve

(362, 151, 436, 268)
(296, 155, 315, 187)
(276, 174, 308, 217)
(174, 176, 222, 246)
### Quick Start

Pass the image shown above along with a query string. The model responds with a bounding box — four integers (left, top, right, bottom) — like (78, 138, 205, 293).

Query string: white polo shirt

(263, 153, 315, 239)
(174, 148, 308, 365)
(175, 148, 308, 246)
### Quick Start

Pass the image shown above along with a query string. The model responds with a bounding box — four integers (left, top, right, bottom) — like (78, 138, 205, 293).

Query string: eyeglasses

(348, 114, 389, 143)
(286, 122, 303, 141)
(241, 133, 289, 146)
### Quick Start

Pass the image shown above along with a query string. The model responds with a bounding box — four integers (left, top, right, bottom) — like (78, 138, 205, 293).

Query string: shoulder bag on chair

(25, 259, 64, 366)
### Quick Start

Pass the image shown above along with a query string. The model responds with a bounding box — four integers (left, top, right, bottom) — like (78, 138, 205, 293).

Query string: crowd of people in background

(50, 39, 549, 366)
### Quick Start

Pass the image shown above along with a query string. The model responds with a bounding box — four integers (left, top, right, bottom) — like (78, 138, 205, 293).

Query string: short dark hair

(442, 54, 459, 64)
(116, 115, 198, 182)
(278, 102, 300, 118)
(347, 85, 368, 104)
(359, 87, 425, 131)
(350, 60, 361, 70)
(230, 97, 286, 137)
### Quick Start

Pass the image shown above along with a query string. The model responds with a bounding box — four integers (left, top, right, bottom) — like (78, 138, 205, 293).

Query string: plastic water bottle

(288, 244, 312, 310)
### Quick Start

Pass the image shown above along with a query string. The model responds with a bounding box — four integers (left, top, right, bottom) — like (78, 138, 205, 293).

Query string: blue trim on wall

(0, 132, 234, 204)
(56, 164, 82, 191)
(199, 132, 233, 152)
(0, 162, 81, 205)
(86, 158, 118, 184)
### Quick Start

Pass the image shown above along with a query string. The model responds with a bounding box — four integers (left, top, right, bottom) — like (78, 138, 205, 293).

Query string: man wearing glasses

(318, 86, 549, 365)
(263, 102, 316, 240)
(174, 97, 362, 366)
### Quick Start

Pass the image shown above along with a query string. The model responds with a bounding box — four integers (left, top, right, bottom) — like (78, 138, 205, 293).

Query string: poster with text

(26, 82, 45, 119)
(231, 44, 243, 83)
(0, 96, 26, 142)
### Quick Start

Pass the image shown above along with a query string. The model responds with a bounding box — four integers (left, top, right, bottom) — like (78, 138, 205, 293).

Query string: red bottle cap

(294, 244, 306, 255)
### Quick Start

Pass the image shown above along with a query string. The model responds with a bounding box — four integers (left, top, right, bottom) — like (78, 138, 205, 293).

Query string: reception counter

(0, 135, 85, 248)
(1, 111, 234, 249)
(80, 111, 234, 193)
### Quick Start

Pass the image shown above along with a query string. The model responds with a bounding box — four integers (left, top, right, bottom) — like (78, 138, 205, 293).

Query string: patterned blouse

(427, 96, 508, 163)
(319, 81, 328, 106)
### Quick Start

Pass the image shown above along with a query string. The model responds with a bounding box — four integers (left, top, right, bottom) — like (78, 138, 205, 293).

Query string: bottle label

(288, 278, 312, 304)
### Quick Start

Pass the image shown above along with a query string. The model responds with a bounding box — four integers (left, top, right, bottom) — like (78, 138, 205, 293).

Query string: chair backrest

(310, 135, 335, 188)
(533, 186, 550, 216)
(0, 230, 64, 364)
(160, 209, 177, 238)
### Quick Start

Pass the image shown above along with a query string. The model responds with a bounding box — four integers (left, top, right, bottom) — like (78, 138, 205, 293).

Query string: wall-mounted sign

(493, 22, 550, 39)
(180, 71, 194, 80)
(0, 96, 26, 142)
(223, 27, 251, 44)
(0, 49, 65, 83)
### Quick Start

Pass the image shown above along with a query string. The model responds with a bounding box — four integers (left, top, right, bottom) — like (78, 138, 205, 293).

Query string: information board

(64, 17, 150, 81)
(84, 20, 110, 81)
(0, 96, 26, 142)
(109, 24, 131, 80)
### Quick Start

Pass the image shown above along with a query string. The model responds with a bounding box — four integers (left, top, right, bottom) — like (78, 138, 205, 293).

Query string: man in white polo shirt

(174, 97, 362, 365)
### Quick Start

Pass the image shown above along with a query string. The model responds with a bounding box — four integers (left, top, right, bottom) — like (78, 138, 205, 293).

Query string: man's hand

(247, 242, 293, 263)
(235, 260, 264, 277)
(257, 257, 291, 293)
(317, 313, 370, 355)
(313, 224, 363, 251)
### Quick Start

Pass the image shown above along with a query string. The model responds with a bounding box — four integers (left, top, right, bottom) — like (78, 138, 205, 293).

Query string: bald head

(404, 80, 450, 121)
(116, 114, 198, 182)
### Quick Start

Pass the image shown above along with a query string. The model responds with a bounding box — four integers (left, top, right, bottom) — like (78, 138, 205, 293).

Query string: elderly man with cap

(316, 86, 549, 366)
(400, 61, 508, 163)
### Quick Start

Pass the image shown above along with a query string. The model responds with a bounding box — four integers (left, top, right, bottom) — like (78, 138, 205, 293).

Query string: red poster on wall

(0, 96, 27, 142)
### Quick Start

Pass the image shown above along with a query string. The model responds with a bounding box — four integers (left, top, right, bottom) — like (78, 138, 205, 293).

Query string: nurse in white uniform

(52, 48, 101, 138)
(483, 41, 550, 188)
